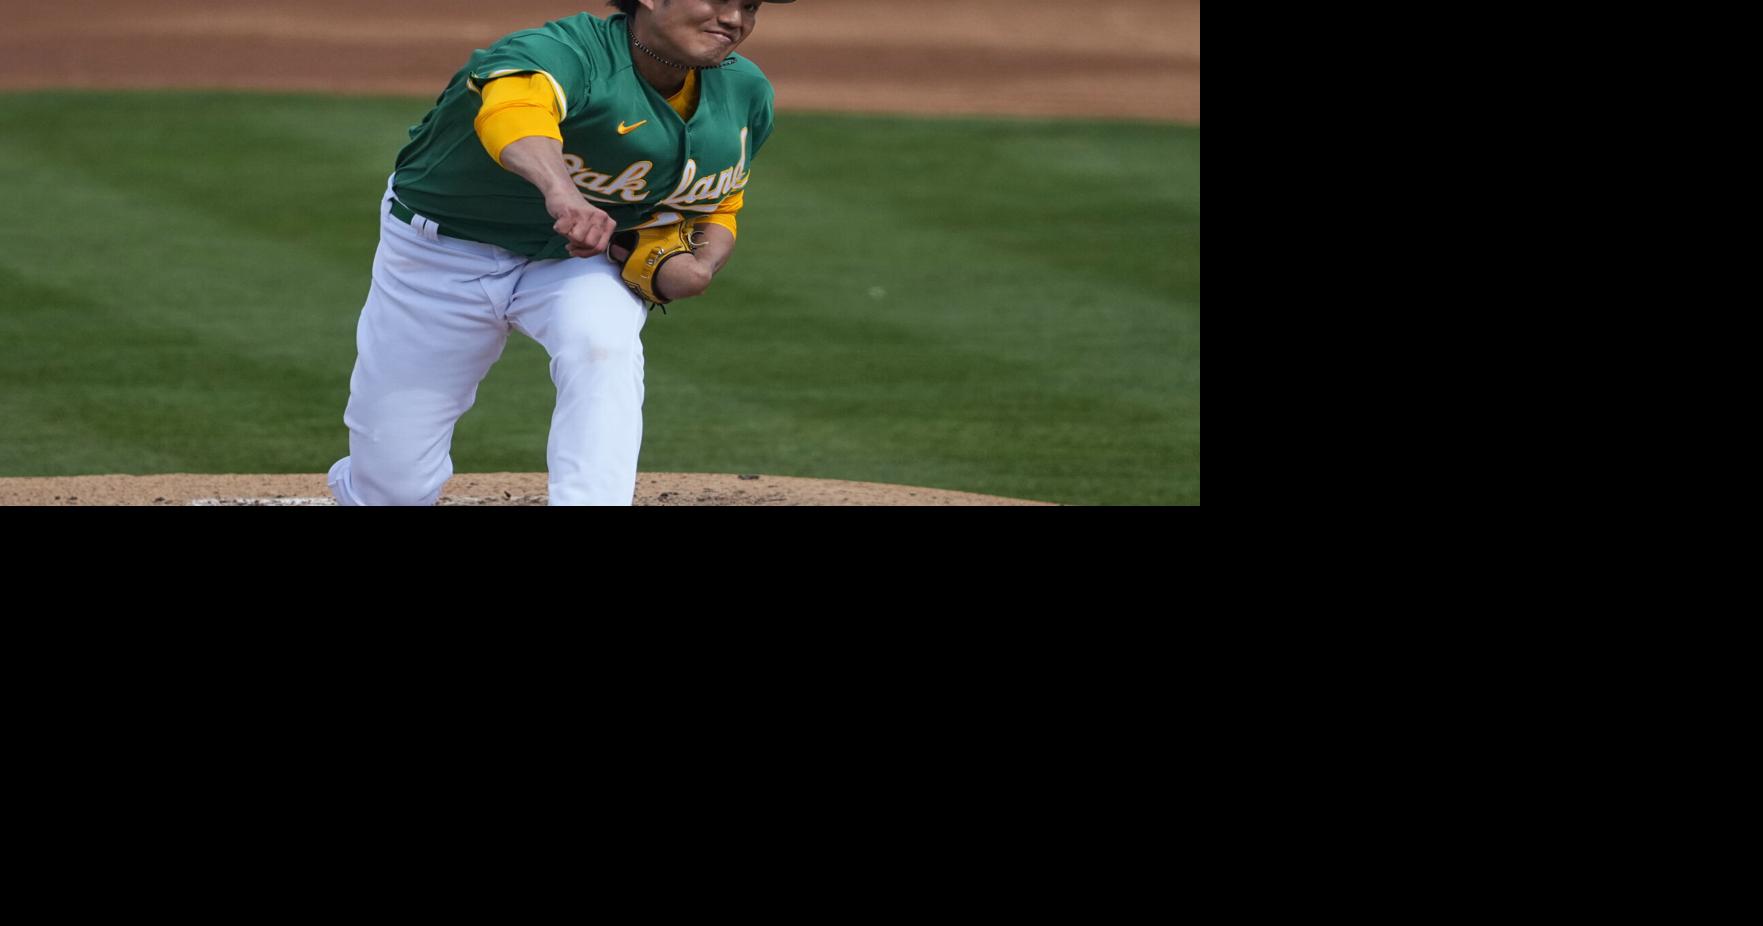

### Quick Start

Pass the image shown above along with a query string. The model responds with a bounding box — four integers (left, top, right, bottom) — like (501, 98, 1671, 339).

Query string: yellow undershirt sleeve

(474, 73, 565, 167)
(697, 190, 743, 239)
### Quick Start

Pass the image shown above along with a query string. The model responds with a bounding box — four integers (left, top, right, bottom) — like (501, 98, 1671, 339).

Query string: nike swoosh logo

(618, 120, 648, 135)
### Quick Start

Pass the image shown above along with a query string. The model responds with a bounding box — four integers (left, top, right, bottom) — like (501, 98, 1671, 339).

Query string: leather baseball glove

(609, 220, 704, 305)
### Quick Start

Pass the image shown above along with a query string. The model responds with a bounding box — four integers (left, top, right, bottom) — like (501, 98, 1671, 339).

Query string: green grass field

(0, 91, 1199, 504)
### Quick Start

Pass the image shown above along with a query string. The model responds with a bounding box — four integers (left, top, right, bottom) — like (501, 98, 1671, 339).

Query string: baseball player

(326, 0, 793, 506)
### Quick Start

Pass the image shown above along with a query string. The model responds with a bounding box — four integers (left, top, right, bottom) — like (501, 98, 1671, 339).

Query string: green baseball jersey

(392, 12, 776, 260)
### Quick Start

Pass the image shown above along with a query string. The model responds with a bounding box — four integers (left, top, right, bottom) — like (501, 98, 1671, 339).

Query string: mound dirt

(0, 472, 1052, 506)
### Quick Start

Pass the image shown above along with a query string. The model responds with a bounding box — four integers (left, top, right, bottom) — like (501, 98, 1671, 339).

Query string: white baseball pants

(327, 178, 650, 506)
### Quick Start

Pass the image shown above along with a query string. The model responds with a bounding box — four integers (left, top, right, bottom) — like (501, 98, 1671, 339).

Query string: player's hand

(548, 195, 616, 258)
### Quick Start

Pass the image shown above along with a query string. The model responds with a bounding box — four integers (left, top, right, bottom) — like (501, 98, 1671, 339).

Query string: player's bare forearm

(499, 136, 615, 257)
(497, 136, 574, 199)
(656, 223, 734, 301)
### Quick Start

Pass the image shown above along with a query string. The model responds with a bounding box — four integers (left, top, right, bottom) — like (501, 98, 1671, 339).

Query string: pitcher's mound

(0, 472, 1051, 506)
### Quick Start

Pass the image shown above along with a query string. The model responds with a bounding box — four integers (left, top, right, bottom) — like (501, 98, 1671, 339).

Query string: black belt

(388, 198, 485, 245)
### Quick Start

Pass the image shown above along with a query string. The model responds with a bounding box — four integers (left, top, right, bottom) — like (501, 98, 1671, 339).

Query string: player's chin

(697, 35, 741, 62)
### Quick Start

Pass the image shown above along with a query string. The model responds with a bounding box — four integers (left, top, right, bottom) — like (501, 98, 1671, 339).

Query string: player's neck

(629, 19, 690, 96)
(634, 57, 688, 96)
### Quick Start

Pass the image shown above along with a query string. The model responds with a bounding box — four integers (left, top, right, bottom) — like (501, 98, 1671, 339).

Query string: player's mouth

(705, 29, 738, 47)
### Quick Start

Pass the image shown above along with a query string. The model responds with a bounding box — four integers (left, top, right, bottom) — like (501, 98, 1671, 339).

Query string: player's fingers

(557, 223, 585, 247)
(578, 210, 611, 238)
(583, 217, 614, 254)
(557, 208, 613, 256)
(566, 232, 602, 257)
(557, 208, 590, 232)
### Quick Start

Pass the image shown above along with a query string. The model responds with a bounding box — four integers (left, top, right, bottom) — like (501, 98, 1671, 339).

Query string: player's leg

(328, 202, 519, 506)
(506, 256, 651, 506)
